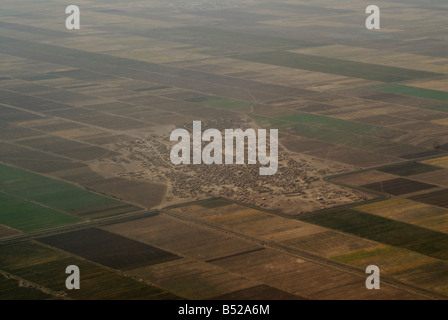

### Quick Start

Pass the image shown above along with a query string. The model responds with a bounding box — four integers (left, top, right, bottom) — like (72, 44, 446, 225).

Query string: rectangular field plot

(186, 96, 252, 110)
(278, 113, 386, 135)
(103, 214, 263, 261)
(208, 246, 422, 300)
(299, 209, 448, 261)
(0, 242, 178, 300)
(421, 156, 448, 169)
(0, 123, 41, 141)
(370, 84, 448, 102)
(0, 192, 81, 232)
(84, 177, 166, 209)
(330, 170, 398, 187)
(409, 169, 448, 188)
(212, 284, 304, 300)
(332, 245, 436, 274)
(0, 273, 53, 300)
(378, 162, 443, 177)
(392, 262, 448, 295)
(0, 224, 20, 238)
(306, 145, 401, 167)
(361, 178, 438, 196)
(409, 189, 448, 209)
(401, 150, 448, 160)
(331, 245, 448, 295)
(233, 51, 441, 82)
(356, 198, 448, 233)
(130, 258, 259, 300)
(427, 105, 448, 113)
(17, 135, 117, 161)
(354, 198, 448, 223)
(198, 199, 232, 208)
(38, 228, 180, 270)
(280, 134, 335, 153)
(0, 164, 141, 219)
(171, 204, 378, 258)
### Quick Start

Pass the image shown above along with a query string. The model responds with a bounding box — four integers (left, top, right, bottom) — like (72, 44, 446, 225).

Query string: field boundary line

(0, 210, 159, 246)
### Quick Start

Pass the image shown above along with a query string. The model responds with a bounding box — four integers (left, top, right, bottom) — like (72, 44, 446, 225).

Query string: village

(105, 119, 367, 213)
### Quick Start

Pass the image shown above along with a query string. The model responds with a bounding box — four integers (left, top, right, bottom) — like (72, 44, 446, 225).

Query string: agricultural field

(0, 164, 142, 231)
(422, 156, 448, 169)
(0, 241, 179, 300)
(355, 199, 448, 234)
(299, 208, 448, 261)
(0, 192, 81, 232)
(1, 0, 448, 300)
(38, 228, 181, 270)
(186, 96, 252, 110)
(0, 273, 54, 300)
(361, 178, 438, 196)
(103, 211, 425, 299)
(377, 162, 443, 177)
(370, 85, 448, 102)
(169, 200, 448, 296)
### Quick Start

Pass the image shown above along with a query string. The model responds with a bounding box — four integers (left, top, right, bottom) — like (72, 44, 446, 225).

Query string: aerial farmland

(0, 0, 447, 300)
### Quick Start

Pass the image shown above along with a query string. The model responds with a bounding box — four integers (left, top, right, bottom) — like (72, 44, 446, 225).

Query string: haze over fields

(1, 0, 448, 300)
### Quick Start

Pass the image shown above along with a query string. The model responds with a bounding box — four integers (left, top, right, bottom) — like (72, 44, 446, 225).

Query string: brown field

(105, 211, 427, 299)
(84, 177, 166, 209)
(50, 165, 106, 185)
(0, 225, 20, 238)
(130, 258, 259, 300)
(332, 245, 448, 294)
(410, 169, 448, 188)
(173, 203, 379, 258)
(361, 178, 438, 196)
(306, 146, 402, 167)
(422, 156, 448, 169)
(402, 150, 447, 160)
(212, 284, 304, 300)
(331, 170, 398, 187)
(209, 246, 423, 300)
(81, 134, 134, 146)
(38, 228, 180, 270)
(355, 199, 448, 234)
(0, 141, 86, 173)
(409, 189, 448, 209)
(1, 0, 448, 300)
(280, 133, 335, 153)
(0, 241, 178, 299)
(103, 214, 263, 261)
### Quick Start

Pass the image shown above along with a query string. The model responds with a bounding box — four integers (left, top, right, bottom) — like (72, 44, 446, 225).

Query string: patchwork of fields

(1, 0, 447, 300)
(0, 164, 143, 233)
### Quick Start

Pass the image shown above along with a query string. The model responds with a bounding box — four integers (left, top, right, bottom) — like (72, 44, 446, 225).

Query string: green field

(0, 273, 53, 300)
(0, 242, 179, 300)
(0, 164, 140, 231)
(187, 96, 252, 110)
(233, 51, 442, 82)
(0, 164, 129, 215)
(371, 84, 448, 101)
(299, 209, 448, 260)
(0, 192, 81, 232)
